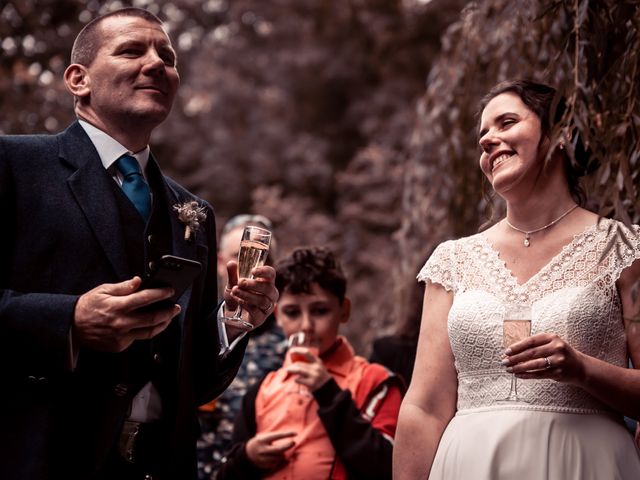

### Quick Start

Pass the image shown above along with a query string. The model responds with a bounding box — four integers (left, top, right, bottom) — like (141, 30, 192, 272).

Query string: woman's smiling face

(478, 92, 548, 196)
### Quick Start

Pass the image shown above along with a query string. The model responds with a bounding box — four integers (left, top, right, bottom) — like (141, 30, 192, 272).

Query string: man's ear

(340, 298, 351, 324)
(64, 64, 90, 99)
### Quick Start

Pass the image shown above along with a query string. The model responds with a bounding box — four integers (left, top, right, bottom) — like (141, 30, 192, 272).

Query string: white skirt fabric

(429, 408, 640, 480)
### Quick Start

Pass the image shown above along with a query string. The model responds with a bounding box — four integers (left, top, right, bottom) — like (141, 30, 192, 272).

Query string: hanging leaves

(399, 0, 640, 305)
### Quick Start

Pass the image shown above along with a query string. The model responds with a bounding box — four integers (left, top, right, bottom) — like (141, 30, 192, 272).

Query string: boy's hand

(286, 349, 332, 392)
(245, 431, 296, 470)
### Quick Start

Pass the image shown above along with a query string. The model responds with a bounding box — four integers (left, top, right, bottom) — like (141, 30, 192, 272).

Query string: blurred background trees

(2, 0, 639, 354)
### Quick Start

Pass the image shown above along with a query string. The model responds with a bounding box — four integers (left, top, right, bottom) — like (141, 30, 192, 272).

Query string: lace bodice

(418, 218, 640, 414)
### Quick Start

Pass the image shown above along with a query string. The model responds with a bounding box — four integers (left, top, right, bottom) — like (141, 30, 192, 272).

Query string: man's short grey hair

(70, 7, 164, 66)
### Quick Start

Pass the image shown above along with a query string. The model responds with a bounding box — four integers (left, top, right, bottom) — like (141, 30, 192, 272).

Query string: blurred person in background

(198, 214, 286, 479)
(217, 246, 404, 480)
(394, 79, 640, 479)
(0, 8, 278, 480)
(369, 276, 424, 388)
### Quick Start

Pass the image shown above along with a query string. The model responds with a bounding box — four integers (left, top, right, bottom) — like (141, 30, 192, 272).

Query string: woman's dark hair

(275, 246, 347, 303)
(478, 79, 592, 206)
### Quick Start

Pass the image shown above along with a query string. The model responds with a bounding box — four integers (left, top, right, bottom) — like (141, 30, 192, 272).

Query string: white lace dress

(418, 218, 640, 479)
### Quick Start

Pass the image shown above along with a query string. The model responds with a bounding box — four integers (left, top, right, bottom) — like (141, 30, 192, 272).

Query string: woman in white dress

(393, 80, 640, 479)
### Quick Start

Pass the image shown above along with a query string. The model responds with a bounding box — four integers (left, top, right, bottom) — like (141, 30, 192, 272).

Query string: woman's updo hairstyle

(478, 79, 593, 205)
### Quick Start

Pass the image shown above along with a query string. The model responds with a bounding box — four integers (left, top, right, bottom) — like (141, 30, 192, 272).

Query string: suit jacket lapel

(147, 156, 198, 262)
(147, 155, 199, 313)
(61, 122, 130, 280)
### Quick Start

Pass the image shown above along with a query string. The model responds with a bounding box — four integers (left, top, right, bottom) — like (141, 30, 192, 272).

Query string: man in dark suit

(0, 7, 277, 480)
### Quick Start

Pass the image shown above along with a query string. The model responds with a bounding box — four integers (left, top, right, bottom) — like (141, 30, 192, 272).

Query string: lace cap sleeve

(601, 221, 640, 282)
(417, 240, 456, 292)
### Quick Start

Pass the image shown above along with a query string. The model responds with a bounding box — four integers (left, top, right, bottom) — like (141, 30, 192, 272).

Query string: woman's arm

(393, 281, 458, 480)
(506, 258, 640, 419)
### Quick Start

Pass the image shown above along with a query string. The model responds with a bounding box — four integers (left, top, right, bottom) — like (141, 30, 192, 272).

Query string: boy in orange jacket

(217, 246, 403, 480)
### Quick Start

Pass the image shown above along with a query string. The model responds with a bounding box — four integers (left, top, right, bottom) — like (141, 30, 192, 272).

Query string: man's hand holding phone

(73, 256, 201, 352)
(73, 276, 180, 352)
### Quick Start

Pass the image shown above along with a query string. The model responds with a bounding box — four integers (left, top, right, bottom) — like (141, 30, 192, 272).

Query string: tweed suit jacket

(0, 121, 247, 480)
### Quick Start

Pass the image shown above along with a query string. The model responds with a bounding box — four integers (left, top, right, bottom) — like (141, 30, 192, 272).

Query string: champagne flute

(221, 225, 272, 330)
(288, 331, 319, 394)
(498, 305, 531, 404)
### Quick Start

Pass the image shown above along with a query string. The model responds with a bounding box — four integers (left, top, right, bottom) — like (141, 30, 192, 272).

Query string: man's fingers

(126, 286, 175, 310)
(231, 288, 274, 312)
(129, 306, 179, 340)
(73, 279, 180, 352)
(226, 261, 239, 286)
(223, 261, 241, 312)
(99, 276, 143, 296)
(91, 277, 174, 311)
(250, 265, 276, 280)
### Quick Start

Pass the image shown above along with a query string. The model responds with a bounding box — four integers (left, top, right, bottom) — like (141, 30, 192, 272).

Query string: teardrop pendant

(523, 236, 530, 247)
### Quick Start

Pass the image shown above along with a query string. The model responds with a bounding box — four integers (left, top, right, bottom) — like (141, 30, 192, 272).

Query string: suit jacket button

(147, 234, 155, 245)
(148, 261, 156, 271)
(114, 383, 129, 396)
(153, 353, 162, 364)
(144, 475, 153, 480)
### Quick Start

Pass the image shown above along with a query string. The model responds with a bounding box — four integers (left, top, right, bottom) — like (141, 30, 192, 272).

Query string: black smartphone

(138, 255, 202, 310)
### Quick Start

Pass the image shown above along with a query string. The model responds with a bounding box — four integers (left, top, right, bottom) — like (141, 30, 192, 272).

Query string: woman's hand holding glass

(503, 331, 587, 385)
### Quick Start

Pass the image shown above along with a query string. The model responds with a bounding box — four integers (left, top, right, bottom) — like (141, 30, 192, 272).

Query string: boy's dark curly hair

(275, 246, 347, 303)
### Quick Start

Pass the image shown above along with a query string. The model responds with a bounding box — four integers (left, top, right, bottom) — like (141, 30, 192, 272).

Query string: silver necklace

(505, 204, 579, 247)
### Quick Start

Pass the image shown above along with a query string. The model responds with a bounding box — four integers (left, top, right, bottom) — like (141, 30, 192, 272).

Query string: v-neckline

(477, 219, 606, 288)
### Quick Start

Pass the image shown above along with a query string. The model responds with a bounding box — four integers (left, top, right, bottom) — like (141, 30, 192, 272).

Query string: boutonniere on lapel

(173, 201, 207, 241)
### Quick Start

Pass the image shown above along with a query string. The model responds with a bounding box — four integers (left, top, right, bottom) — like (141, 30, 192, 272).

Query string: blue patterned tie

(115, 154, 151, 222)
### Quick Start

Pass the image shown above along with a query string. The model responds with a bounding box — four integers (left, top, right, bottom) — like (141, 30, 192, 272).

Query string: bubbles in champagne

(238, 239, 269, 278)
(503, 319, 531, 348)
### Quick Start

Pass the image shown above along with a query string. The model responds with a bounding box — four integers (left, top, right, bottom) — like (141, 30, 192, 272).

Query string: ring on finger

(544, 357, 552, 369)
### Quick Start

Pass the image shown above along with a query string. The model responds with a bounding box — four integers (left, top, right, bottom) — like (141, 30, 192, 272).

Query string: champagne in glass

(288, 332, 319, 394)
(237, 239, 269, 279)
(288, 332, 320, 362)
(498, 306, 531, 404)
(222, 226, 272, 330)
(503, 319, 531, 350)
